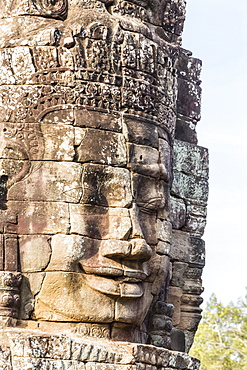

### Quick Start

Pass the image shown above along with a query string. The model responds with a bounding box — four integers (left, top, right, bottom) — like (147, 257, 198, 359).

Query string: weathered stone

(123, 118, 159, 148)
(138, 211, 158, 245)
(0, 47, 35, 85)
(183, 203, 207, 237)
(176, 50, 202, 83)
(156, 241, 171, 256)
(170, 231, 205, 267)
(172, 171, 208, 205)
(8, 162, 83, 203)
(75, 128, 126, 166)
(41, 123, 75, 161)
(19, 235, 51, 272)
(75, 110, 121, 133)
(35, 272, 116, 322)
(177, 79, 201, 121)
(42, 109, 74, 124)
(8, 201, 70, 234)
(48, 234, 89, 272)
(150, 255, 170, 295)
(127, 144, 160, 178)
(157, 220, 172, 243)
(132, 174, 165, 211)
(170, 197, 186, 230)
(173, 140, 209, 179)
(69, 205, 131, 240)
(171, 262, 188, 288)
(175, 114, 198, 145)
(168, 286, 183, 326)
(81, 164, 132, 207)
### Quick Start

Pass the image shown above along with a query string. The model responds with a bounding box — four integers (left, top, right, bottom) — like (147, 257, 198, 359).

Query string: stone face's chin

(35, 271, 151, 325)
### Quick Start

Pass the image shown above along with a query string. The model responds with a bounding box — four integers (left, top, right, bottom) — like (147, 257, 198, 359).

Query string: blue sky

(182, 0, 247, 305)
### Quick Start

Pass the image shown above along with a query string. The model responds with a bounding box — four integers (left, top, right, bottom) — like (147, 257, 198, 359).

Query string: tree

(189, 292, 247, 370)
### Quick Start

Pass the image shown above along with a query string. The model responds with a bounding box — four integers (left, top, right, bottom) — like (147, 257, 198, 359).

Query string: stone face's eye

(132, 173, 165, 211)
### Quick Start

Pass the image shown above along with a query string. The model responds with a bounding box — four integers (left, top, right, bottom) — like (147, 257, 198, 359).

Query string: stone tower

(0, 0, 208, 368)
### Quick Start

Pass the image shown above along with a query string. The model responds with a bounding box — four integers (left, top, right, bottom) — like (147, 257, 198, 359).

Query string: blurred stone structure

(0, 0, 208, 367)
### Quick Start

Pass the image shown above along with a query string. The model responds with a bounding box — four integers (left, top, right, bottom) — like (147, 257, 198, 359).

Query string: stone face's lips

(80, 263, 148, 281)
(83, 274, 144, 298)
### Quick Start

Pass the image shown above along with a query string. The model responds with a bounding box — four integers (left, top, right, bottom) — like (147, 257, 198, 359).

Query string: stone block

(0, 47, 35, 85)
(132, 174, 165, 211)
(183, 203, 207, 237)
(175, 114, 198, 144)
(177, 79, 201, 121)
(170, 262, 188, 288)
(177, 50, 202, 83)
(171, 171, 208, 205)
(181, 294, 203, 310)
(35, 272, 115, 322)
(123, 118, 158, 148)
(115, 283, 153, 326)
(42, 109, 74, 125)
(86, 365, 132, 370)
(81, 164, 132, 207)
(69, 204, 131, 240)
(74, 109, 121, 132)
(8, 162, 83, 203)
(8, 201, 70, 234)
(170, 327, 185, 352)
(127, 143, 160, 178)
(75, 128, 126, 166)
(157, 183, 170, 222)
(0, 345, 12, 369)
(170, 231, 205, 267)
(0, 85, 38, 122)
(179, 312, 202, 332)
(158, 138, 172, 183)
(157, 220, 172, 243)
(19, 235, 51, 272)
(0, 159, 28, 186)
(167, 286, 183, 326)
(170, 197, 186, 229)
(0, 50, 16, 85)
(156, 241, 170, 256)
(150, 255, 170, 295)
(41, 123, 75, 161)
(182, 279, 204, 296)
(48, 234, 90, 272)
(4, 234, 18, 271)
(19, 272, 46, 319)
(173, 140, 209, 179)
(183, 214, 206, 237)
(0, 122, 44, 162)
(138, 211, 157, 245)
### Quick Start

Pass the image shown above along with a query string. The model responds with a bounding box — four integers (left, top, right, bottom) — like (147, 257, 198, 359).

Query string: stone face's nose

(101, 239, 152, 262)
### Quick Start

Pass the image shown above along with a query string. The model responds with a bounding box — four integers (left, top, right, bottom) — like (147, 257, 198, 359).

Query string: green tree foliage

(190, 293, 247, 370)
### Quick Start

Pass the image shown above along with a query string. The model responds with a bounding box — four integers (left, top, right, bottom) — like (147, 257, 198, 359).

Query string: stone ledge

(0, 329, 200, 370)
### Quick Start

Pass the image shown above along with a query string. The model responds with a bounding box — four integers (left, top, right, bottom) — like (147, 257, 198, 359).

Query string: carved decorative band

(0, 272, 21, 318)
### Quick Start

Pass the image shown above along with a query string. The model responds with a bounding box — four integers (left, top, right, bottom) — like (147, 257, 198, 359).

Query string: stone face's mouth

(80, 263, 148, 281)
(82, 274, 144, 298)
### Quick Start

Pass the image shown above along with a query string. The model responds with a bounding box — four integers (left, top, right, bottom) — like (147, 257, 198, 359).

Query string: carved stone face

(4, 115, 171, 328)
(0, 2, 178, 334)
